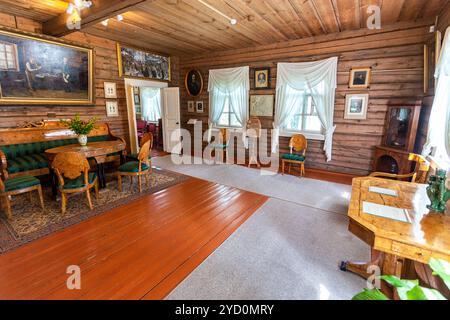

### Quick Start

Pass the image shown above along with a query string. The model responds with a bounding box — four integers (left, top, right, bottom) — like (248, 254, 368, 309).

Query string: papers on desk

(363, 202, 412, 224)
(369, 186, 398, 197)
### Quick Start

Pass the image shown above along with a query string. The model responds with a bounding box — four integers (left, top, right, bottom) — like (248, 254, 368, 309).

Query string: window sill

(280, 130, 325, 141)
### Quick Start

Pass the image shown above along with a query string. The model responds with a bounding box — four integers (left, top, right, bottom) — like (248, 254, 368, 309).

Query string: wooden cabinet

(373, 102, 422, 174)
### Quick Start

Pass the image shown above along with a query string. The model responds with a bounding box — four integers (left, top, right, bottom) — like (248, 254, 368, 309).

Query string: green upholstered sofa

(0, 121, 126, 178)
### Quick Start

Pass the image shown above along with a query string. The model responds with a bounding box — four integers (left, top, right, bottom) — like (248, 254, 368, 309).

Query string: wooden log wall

(179, 21, 432, 176)
(0, 13, 179, 149)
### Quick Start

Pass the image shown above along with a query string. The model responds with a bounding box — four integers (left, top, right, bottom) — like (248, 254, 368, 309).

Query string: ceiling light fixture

(197, 0, 238, 26)
(101, 19, 109, 26)
(117, 14, 124, 21)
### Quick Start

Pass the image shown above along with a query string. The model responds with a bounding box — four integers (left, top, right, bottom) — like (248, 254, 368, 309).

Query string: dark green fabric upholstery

(126, 153, 152, 161)
(118, 161, 150, 173)
(62, 172, 97, 190)
(1, 135, 113, 174)
(7, 153, 49, 174)
(4, 175, 41, 192)
(282, 154, 306, 162)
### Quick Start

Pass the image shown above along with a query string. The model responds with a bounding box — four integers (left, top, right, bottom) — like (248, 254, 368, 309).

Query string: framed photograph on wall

(196, 101, 204, 113)
(254, 68, 270, 89)
(349, 67, 371, 89)
(187, 101, 195, 113)
(345, 94, 369, 120)
(117, 43, 171, 82)
(250, 95, 274, 117)
(106, 100, 119, 117)
(0, 27, 94, 105)
(104, 82, 117, 99)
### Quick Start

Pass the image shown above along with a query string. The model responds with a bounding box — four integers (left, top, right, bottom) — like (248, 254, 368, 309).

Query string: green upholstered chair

(0, 173, 44, 219)
(118, 140, 152, 193)
(281, 134, 307, 177)
(126, 132, 153, 163)
(52, 152, 99, 215)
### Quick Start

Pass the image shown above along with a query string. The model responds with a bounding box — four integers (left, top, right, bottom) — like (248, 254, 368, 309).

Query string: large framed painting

(0, 27, 94, 105)
(117, 43, 171, 82)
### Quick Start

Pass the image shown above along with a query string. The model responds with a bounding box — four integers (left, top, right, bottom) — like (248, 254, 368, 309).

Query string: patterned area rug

(0, 169, 188, 254)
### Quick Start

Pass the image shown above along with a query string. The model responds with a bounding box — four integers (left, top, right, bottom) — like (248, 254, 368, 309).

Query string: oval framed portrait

(185, 69, 203, 97)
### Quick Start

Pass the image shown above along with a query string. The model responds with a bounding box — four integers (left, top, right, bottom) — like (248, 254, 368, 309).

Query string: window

(141, 87, 161, 123)
(422, 28, 450, 170)
(208, 66, 249, 131)
(0, 42, 18, 71)
(286, 95, 322, 133)
(217, 96, 240, 128)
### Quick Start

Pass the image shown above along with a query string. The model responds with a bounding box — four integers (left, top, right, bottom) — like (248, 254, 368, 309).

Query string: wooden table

(45, 140, 126, 195)
(341, 177, 450, 296)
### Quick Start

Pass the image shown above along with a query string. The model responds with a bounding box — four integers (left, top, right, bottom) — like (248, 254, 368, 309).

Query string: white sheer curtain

(273, 57, 338, 161)
(422, 27, 450, 167)
(141, 87, 161, 122)
(208, 66, 250, 142)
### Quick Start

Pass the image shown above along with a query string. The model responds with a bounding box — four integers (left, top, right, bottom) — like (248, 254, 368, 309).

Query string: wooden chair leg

(130, 176, 134, 190)
(86, 189, 93, 210)
(3, 195, 12, 219)
(118, 174, 122, 192)
(61, 193, 67, 215)
(29, 191, 33, 202)
(94, 180, 99, 199)
(281, 160, 285, 175)
(37, 186, 45, 210)
(138, 175, 142, 193)
(146, 171, 150, 188)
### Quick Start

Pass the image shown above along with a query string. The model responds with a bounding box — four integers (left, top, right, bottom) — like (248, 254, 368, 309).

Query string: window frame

(0, 41, 19, 72)
(280, 94, 325, 141)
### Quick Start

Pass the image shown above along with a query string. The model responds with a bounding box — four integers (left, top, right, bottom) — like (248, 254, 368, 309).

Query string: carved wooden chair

(52, 152, 99, 215)
(117, 140, 152, 193)
(211, 128, 230, 163)
(281, 134, 308, 177)
(370, 153, 430, 183)
(0, 170, 44, 219)
(127, 132, 153, 163)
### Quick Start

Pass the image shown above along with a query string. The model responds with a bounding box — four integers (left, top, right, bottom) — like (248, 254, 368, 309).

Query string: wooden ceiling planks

(0, 0, 447, 55)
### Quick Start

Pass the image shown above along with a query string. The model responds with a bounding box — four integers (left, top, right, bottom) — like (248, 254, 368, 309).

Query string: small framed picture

(106, 100, 119, 117)
(134, 94, 140, 105)
(345, 94, 369, 120)
(104, 82, 117, 99)
(349, 67, 371, 89)
(188, 101, 195, 113)
(196, 101, 204, 113)
(254, 68, 270, 89)
(133, 86, 140, 95)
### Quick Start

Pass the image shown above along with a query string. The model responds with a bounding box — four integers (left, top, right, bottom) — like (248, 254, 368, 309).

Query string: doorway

(124, 79, 180, 157)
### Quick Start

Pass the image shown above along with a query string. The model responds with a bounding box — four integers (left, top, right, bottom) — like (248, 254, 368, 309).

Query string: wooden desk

(45, 140, 126, 192)
(341, 177, 450, 293)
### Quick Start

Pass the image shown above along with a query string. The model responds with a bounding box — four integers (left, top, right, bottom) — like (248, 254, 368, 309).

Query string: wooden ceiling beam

(42, 0, 149, 37)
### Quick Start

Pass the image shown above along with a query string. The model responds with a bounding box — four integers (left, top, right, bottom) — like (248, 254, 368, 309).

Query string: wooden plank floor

(0, 177, 267, 300)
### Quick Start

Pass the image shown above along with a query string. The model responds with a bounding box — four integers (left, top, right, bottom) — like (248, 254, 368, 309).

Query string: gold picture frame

(185, 69, 203, 97)
(349, 67, 371, 89)
(117, 43, 171, 82)
(0, 27, 94, 105)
